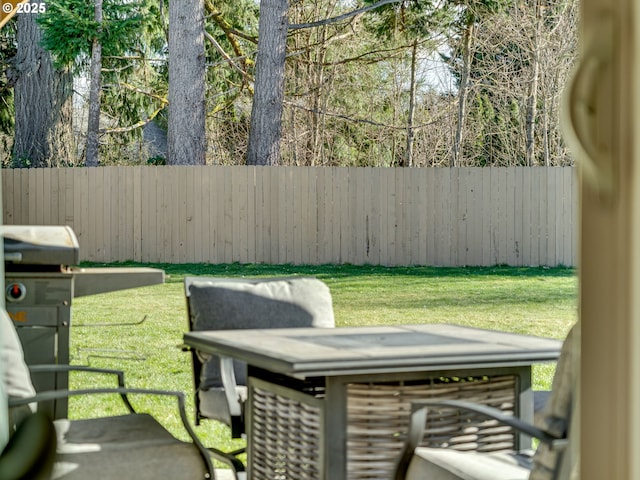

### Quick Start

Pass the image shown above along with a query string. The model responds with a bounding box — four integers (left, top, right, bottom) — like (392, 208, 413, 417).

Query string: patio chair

(393, 323, 579, 480)
(184, 276, 335, 441)
(1, 309, 241, 480)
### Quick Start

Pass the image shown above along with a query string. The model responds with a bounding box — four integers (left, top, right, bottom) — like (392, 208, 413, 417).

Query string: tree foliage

(34, 0, 165, 164)
(37, 0, 155, 70)
(3, 0, 578, 167)
(0, 26, 16, 135)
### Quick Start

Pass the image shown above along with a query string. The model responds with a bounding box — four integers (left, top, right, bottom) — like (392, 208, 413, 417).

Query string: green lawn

(68, 263, 578, 458)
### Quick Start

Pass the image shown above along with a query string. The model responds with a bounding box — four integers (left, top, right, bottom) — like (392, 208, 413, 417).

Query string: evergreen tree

(37, 0, 159, 165)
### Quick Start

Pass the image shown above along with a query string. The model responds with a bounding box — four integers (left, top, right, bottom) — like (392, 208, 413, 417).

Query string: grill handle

(4, 252, 22, 262)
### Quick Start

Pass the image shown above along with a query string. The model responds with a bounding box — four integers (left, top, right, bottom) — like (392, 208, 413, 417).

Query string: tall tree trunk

(246, 0, 288, 166)
(309, 26, 327, 167)
(403, 39, 418, 167)
(525, 0, 542, 166)
(452, 20, 474, 168)
(13, 14, 74, 167)
(85, 0, 103, 167)
(168, 0, 206, 165)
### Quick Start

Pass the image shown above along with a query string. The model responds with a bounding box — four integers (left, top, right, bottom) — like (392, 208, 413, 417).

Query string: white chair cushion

(52, 414, 208, 480)
(1, 309, 36, 399)
(198, 386, 248, 425)
(407, 448, 533, 480)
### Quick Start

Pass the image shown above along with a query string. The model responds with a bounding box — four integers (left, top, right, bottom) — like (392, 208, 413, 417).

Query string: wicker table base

(249, 373, 518, 480)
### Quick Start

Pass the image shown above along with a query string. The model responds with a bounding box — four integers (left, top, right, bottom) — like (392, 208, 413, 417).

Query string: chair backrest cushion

(187, 276, 335, 389)
(1, 309, 36, 400)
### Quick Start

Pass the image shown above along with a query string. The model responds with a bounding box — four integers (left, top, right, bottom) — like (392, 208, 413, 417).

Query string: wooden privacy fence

(1, 166, 577, 267)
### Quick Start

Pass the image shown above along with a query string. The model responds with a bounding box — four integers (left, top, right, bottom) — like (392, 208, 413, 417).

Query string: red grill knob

(6, 283, 26, 302)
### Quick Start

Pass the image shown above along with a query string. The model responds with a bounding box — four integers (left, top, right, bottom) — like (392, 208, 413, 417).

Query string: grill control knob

(6, 282, 26, 302)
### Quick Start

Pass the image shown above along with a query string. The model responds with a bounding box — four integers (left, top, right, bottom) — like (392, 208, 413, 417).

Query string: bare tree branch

(103, 82, 168, 104)
(284, 100, 454, 130)
(205, 30, 253, 84)
(288, 0, 402, 30)
(100, 106, 164, 134)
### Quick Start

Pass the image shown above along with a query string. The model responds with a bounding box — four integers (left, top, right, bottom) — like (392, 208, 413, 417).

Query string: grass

(68, 263, 578, 460)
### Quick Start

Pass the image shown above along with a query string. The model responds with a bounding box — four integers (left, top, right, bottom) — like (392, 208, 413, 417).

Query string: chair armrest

(219, 357, 242, 416)
(219, 356, 244, 438)
(394, 399, 566, 480)
(27, 365, 136, 413)
(411, 399, 562, 445)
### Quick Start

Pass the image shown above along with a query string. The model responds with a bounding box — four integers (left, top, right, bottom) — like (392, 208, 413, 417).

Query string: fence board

(4, 170, 13, 223)
(184, 167, 194, 263)
(13, 170, 21, 223)
(113, 166, 123, 262)
(30, 170, 38, 225)
(537, 168, 548, 265)
(412, 168, 425, 265)
(424, 169, 434, 265)
(217, 167, 228, 263)
(309, 169, 319, 265)
(157, 167, 165, 263)
(513, 167, 522, 266)
(283, 168, 293, 264)
(552, 168, 563, 266)
(243, 167, 252, 263)
(76, 168, 86, 256)
(45, 168, 55, 225)
(91, 167, 103, 261)
(96, 167, 104, 261)
(2, 171, 12, 224)
(266, 167, 277, 264)
(245, 167, 255, 265)
(561, 168, 573, 266)
(467, 169, 482, 266)
(167, 167, 176, 262)
(63, 169, 73, 229)
(53, 168, 63, 225)
(99, 167, 109, 262)
(379, 168, 393, 265)
(258, 167, 268, 263)
(143, 167, 153, 262)
(566, 168, 577, 266)
(331, 167, 341, 263)
(394, 169, 405, 265)
(456, 168, 467, 266)
(231, 167, 243, 263)
(132, 167, 142, 261)
(107, 167, 116, 262)
(180, 167, 189, 263)
(295, 168, 304, 264)
(368, 167, 381, 265)
(546, 168, 557, 266)
(499, 168, 510, 265)
(529, 168, 538, 265)
(339, 168, 351, 264)
(1, 166, 577, 267)
(122, 167, 132, 261)
(202, 167, 213, 263)
(438, 169, 447, 266)
(521, 167, 532, 265)
(214, 167, 224, 262)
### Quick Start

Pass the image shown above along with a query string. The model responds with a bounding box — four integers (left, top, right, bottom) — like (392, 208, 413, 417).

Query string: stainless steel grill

(3, 225, 164, 418)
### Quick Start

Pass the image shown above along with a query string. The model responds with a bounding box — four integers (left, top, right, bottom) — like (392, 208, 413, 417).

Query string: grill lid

(2, 225, 80, 266)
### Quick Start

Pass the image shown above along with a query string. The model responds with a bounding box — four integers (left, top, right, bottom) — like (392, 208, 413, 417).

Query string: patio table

(183, 323, 561, 480)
